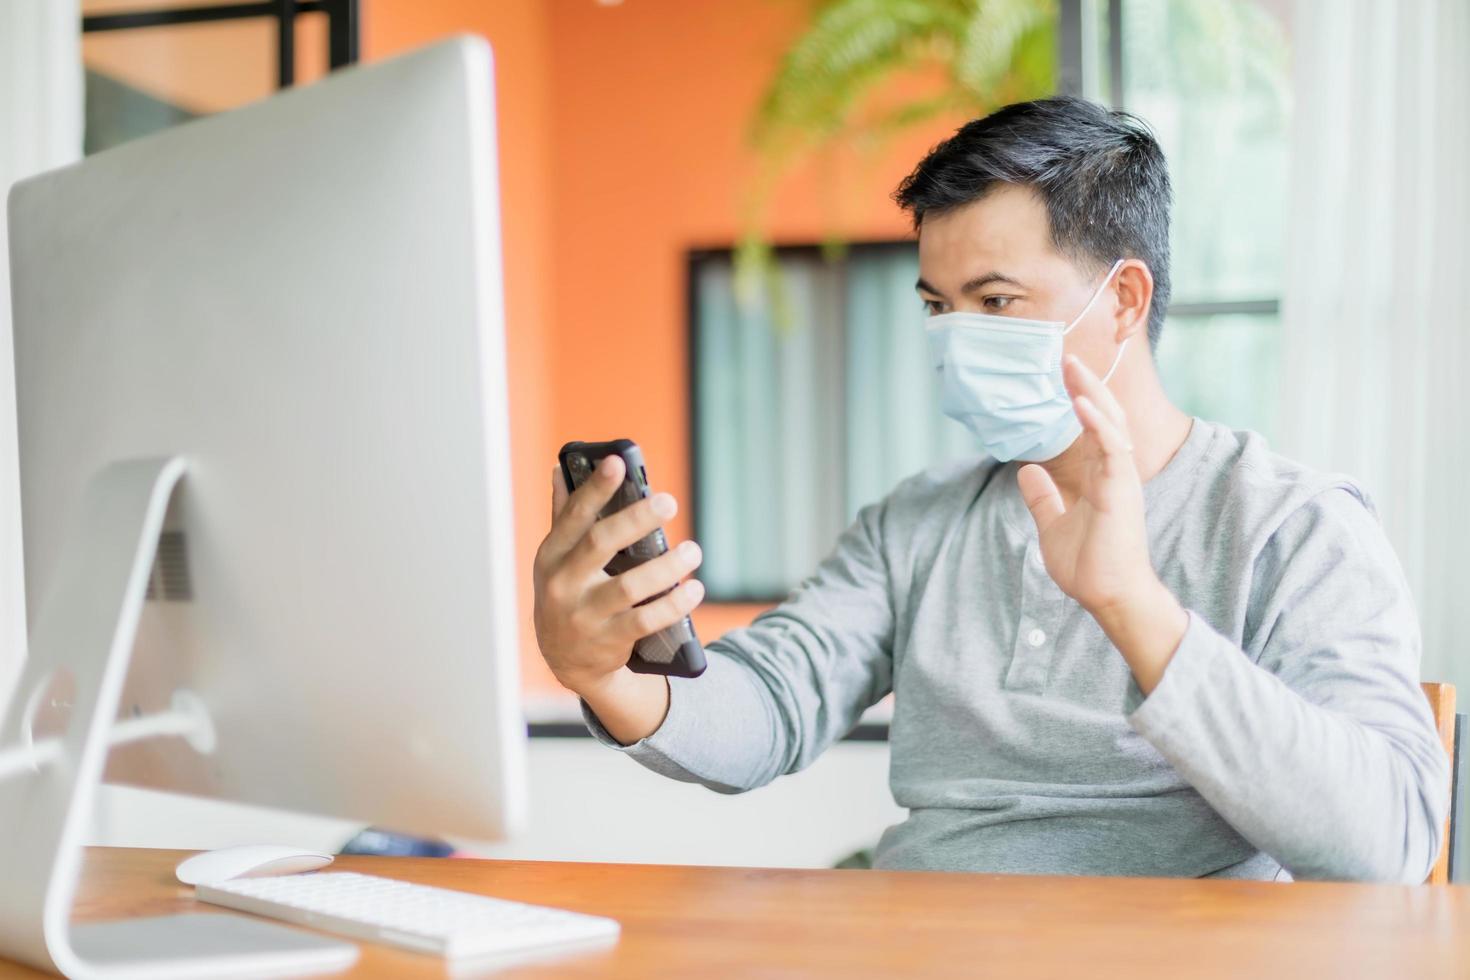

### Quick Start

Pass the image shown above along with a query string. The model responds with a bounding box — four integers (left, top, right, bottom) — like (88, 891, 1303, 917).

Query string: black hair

(894, 96, 1172, 348)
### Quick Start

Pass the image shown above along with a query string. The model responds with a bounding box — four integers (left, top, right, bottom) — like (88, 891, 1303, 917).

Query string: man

(532, 97, 1447, 881)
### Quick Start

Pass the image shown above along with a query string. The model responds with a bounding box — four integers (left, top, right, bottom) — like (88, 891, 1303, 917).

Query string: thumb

(1017, 464, 1065, 536)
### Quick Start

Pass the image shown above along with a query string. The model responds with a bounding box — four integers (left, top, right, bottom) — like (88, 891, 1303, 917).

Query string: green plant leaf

(953, 0, 1055, 99)
(742, 0, 1060, 333)
(752, 0, 973, 155)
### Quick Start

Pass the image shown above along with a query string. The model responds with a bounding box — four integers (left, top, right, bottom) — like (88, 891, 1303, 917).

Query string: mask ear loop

(1102, 338, 1129, 383)
(1060, 259, 1127, 336)
(1061, 258, 1130, 383)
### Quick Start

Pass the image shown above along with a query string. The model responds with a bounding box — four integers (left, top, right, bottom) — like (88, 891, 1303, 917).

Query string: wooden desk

(6, 847, 1468, 978)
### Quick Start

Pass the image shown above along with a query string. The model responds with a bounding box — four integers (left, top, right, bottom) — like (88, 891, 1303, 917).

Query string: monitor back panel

(6, 37, 525, 841)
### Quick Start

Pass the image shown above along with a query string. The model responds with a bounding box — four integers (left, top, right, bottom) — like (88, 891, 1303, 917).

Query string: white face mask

(924, 260, 1126, 462)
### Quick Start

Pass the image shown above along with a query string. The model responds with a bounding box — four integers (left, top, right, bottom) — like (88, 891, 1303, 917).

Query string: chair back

(1422, 681, 1456, 884)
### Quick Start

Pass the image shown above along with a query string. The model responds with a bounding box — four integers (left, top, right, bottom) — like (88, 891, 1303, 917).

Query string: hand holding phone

(532, 441, 707, 694)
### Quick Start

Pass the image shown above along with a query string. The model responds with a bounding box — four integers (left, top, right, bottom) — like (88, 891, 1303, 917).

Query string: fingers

(1074, 394, 1134, 462)
(585, 540, 703, 617)
(1064, 354, 1132, 460)
(1017, 463, 1065, 535)
(609, 578, 706, 642)
(563, 491, 679, 580)
(539, 455, 626, 566)
(1063, 354, 1127, 429)
(551, 465, 569, 517)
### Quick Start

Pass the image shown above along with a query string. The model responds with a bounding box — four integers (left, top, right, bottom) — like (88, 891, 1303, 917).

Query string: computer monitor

(0, 36, 525, 976)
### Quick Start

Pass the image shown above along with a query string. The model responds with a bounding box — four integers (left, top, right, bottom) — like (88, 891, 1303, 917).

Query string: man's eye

(922, 299, 945, 315)
(983, 295, 1015, 312)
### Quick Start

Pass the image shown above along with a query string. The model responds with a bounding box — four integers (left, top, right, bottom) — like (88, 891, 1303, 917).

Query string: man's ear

(1112, 259, 1154, 343)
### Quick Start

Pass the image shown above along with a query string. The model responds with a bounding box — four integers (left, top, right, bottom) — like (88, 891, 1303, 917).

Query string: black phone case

(558, 439, 707, 678)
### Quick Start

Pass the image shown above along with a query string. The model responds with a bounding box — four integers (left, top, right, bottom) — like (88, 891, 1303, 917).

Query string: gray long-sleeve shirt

(584, 419, 1449, 882)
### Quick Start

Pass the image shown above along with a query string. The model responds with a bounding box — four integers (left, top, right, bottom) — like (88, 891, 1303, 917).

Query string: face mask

(925, 259, 1126, 463)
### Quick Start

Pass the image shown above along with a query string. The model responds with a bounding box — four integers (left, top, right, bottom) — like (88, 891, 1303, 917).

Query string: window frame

(685, 240, 919, 605)
(1059, 0, 1283, 324)
(81, 1, 359, 90)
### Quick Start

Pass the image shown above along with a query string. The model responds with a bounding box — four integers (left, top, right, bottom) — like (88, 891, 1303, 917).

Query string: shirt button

(1026, 628, 1047, 648)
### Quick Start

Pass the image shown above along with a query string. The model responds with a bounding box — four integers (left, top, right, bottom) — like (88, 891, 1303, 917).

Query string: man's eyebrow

(960, 272, 1024, 293)
(914, 272, 1025, 296)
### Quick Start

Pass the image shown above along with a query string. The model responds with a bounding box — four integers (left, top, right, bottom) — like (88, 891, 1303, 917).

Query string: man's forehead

(918, 186, 1052, 254)
(916, 186, 1058, 288)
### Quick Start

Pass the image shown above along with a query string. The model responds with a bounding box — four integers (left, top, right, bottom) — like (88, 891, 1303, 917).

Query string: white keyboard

(197, 871, 620, 961)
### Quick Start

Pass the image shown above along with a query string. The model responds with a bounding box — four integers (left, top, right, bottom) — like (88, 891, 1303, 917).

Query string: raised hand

(1016, 354, 1186, 693)
(1016, 354, 1153, 611)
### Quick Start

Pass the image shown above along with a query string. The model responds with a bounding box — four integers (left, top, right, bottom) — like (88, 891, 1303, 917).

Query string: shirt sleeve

(1128, 486, 1449, 883)
(582, 498, 896, 793)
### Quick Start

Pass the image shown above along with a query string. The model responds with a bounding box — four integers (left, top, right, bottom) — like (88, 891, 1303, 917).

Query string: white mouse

(175, 844, 334, 886)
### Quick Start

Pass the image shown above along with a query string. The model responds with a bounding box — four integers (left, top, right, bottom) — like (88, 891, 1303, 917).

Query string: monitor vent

(144, 530, 192, 601)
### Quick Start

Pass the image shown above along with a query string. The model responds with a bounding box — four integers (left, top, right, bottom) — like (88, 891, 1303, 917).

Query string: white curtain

(691, 248, 976, 600)
(0, 1, 83, 705)
(694, 255, 848, 598)
(1278, 0, 1470, 690)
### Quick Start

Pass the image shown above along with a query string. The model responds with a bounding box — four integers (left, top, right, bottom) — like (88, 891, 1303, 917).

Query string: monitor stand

(0, 457, 358, 978)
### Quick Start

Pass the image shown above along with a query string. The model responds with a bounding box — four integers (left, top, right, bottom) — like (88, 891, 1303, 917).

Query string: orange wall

(544, 0, 959, 651)
(361, 0, 967, 696)
(363, 1, 558, 693)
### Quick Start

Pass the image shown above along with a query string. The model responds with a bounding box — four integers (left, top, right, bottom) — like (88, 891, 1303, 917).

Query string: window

(1086, 0, 1291, 437)
(690, 0, 1292, 599)
(690, 244, 974, 601)
(81, 1, 359, 154)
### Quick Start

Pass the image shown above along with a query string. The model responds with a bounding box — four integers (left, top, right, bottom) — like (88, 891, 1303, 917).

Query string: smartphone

(558, 439, 707, 678)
